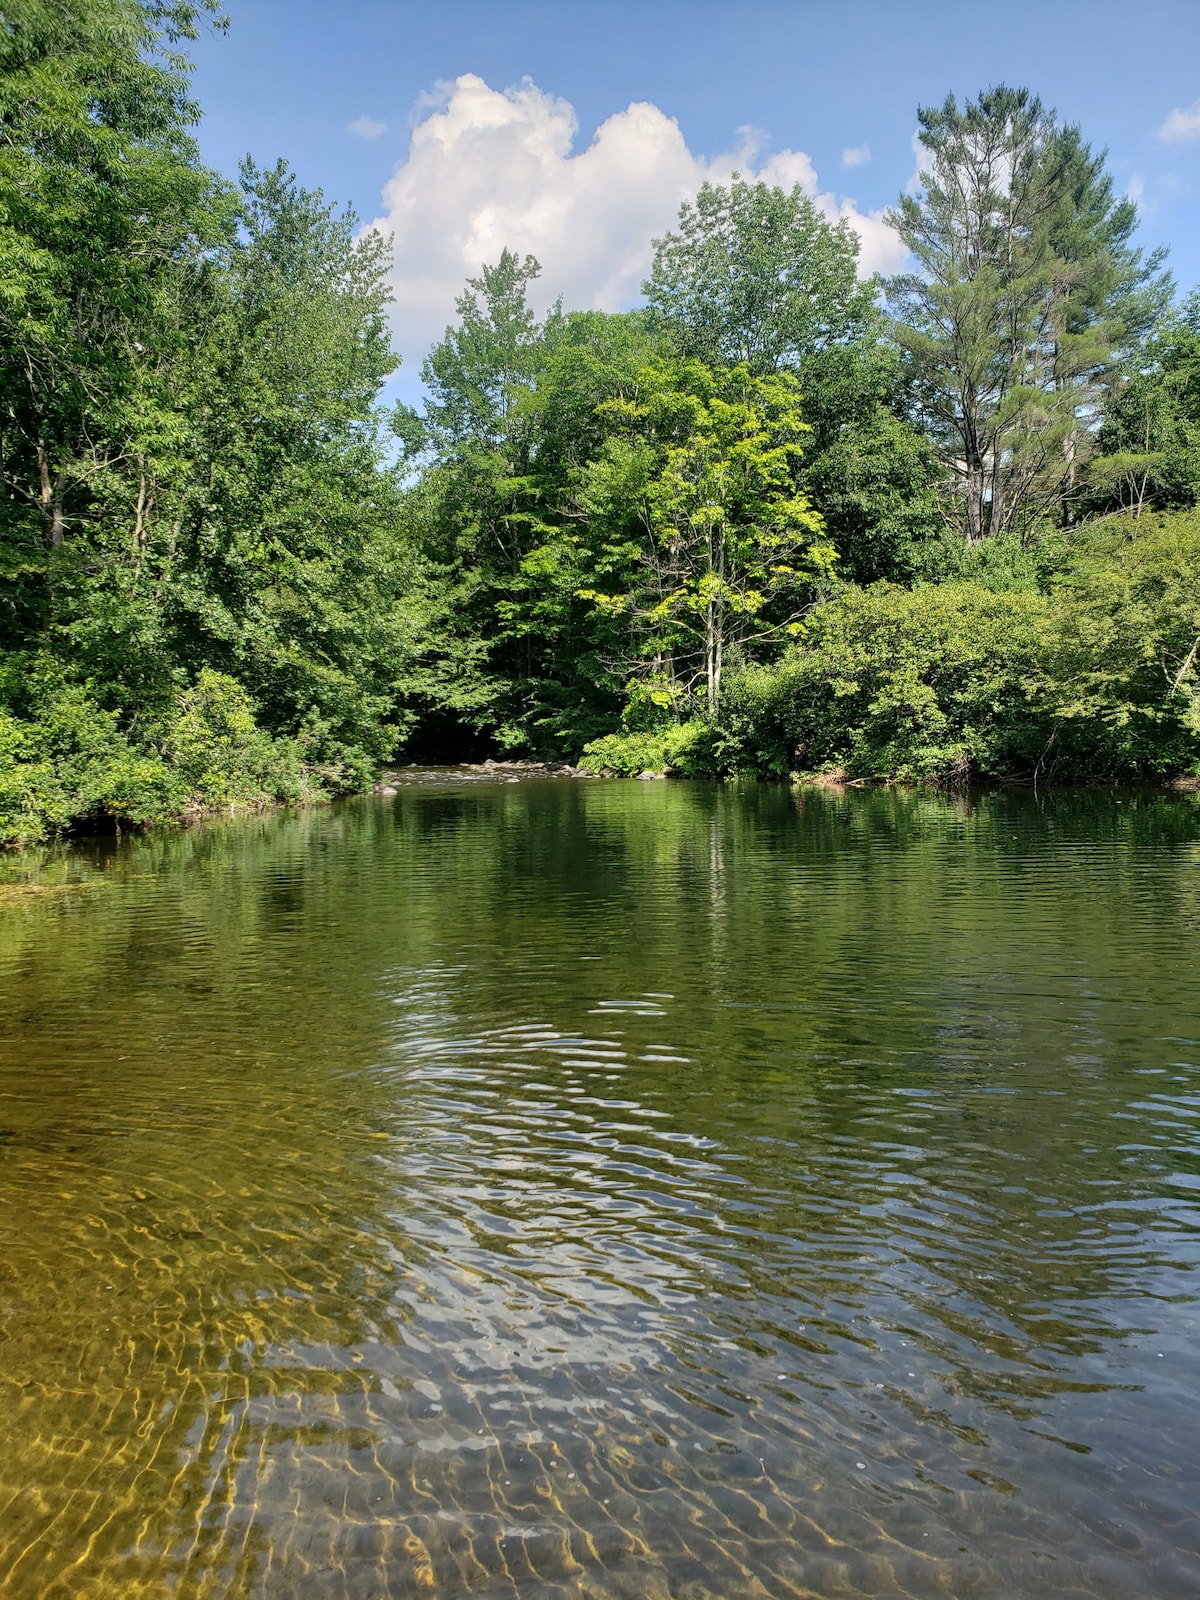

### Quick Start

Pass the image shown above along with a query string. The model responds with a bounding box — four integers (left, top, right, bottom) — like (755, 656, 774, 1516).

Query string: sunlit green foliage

(644, 177, 942, 583)
(698, 510, 1200, 785)
(576, 361, 832, 718)
(715, 582, 1052, 781)
(577, 722, 718, 777)
(1045, 511, 1200, 776)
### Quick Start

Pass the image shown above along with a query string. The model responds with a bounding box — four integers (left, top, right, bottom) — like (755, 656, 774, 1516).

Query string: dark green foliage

(804, 407, 942, 584)
(1088, 294, 1200, 514)
(403, 283, 666, 752)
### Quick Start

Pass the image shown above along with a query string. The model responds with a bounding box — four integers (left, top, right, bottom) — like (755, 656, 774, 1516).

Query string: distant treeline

(3, 2, 1199, 843)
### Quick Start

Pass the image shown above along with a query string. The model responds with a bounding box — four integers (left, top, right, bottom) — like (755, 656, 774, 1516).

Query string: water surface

(1, 778, 1199, 1598)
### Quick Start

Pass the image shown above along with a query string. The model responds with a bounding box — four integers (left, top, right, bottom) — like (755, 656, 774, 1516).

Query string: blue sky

(189, 0, 1200, 401)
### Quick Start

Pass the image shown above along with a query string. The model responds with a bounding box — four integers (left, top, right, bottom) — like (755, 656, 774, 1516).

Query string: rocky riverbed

(372, 759, 596, 793)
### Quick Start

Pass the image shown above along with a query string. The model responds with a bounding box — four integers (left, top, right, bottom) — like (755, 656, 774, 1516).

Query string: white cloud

(1125, 173, 1161, 218)
(348, 114, 386, 140)
(841, 143, 870, 168)
(1159, 100, 1200, 142)
(363, 74, 907, 371)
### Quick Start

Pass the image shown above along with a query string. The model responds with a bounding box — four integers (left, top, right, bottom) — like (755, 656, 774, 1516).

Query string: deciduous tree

(578, 362, 833, 718)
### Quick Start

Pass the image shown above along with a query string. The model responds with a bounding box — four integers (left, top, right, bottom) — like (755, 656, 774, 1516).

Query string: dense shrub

(651, 512, 1200, 786)
(0, 661, 186, 844)
(714, 582, 1051, 781)
(1043, 511, 1200, 778)
(163, 671, 326, 808)
(578, 721, 721, 776)
(0, 659, 335, 846)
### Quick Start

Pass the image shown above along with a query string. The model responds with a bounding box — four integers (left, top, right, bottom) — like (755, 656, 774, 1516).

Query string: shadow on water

(0, 781, 1199, 1597)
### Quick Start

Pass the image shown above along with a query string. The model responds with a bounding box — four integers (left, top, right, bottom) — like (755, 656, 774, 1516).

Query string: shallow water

(1, 778, 1199, 1599)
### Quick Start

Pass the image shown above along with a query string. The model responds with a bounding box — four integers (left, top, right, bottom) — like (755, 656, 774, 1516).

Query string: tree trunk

(37, 442, 64, 549)
(964, 447, 985, 544)
(712, 608, 723, 719)
(958, 392, 986, 543)
(705, 594, 717, 717)
(988, 445, 1005, 539)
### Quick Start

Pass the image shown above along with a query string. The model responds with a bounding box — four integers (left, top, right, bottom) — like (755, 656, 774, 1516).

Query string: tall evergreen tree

(885, 86, 1171, 542)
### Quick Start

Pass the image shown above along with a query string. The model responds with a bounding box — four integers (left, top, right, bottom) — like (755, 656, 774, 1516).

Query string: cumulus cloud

(363, 74, 907, 370)
(1159, 100, 1200, 142)
(348, 114, 386, 140)
(1124, 173, 1161, 219)
(841, 143, 871, 167)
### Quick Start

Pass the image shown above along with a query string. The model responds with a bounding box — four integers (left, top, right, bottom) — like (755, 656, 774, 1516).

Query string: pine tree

(886, 86, 1171, 542)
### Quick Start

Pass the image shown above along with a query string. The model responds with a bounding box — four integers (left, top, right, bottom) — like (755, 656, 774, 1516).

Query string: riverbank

(10, 756, 1200, 853)
(371, 758, 594, 792)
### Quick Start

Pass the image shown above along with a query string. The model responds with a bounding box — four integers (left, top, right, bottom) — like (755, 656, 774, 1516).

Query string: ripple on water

(0, 781, 1199, 1597)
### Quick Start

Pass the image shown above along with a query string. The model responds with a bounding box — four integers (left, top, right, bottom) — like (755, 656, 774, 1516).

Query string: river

(1, 775, 1198, 1598)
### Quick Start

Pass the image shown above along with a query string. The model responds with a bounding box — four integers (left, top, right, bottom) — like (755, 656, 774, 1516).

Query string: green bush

(0, 709, 62, 845)
(913, 526, 1068, 591)
(164, 670, 324, 808)
(713, 582, 1052, 781)
(579, 721, 721, 776)
(1043, 511, 1200, 778)
(687, 514, 1200, 785)
(0, 658, 342, 846)
(0, 661, 187, 845)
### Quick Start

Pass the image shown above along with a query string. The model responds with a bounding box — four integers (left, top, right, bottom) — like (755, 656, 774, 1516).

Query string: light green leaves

(576, 360, 832, 716)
